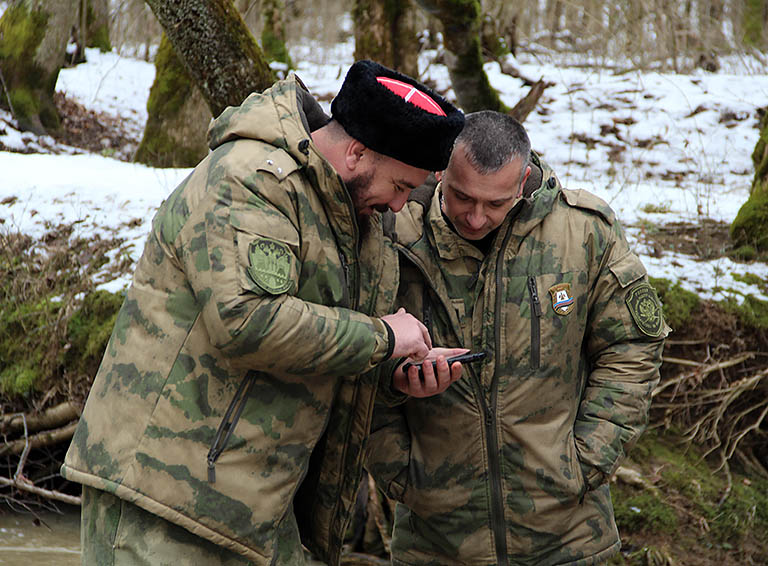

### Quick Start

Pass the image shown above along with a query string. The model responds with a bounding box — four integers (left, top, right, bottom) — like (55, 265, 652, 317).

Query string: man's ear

(344, 139, 367, 172)
(435, 170, 444, 182)
(518, 165, 532, 197)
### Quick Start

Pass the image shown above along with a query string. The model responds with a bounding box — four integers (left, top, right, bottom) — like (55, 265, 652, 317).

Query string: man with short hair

(367, 111, 670, 566)
(62, 60, 465, 566)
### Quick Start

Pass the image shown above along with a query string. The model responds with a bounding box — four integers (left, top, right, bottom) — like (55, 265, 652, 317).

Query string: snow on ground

(1, 46, 767, 303)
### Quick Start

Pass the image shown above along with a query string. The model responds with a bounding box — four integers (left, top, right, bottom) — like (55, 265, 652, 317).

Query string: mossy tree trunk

(143, 0, 275, 119)
(0, 0, 78, 135)
(414, 0, 504, 112)
(134, 33, 211, 168)
(86, 0, 112, 52)
(353, 0, 420, 78)
(68, 0, 111, 65)
(261, 0, 293, 68)
(731, 109, 768, 252)
(742, 0, 768, 48)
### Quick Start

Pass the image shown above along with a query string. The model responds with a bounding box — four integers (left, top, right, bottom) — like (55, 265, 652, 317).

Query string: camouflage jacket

(62, 75, 399, 565)
(366, 155, 669, 566)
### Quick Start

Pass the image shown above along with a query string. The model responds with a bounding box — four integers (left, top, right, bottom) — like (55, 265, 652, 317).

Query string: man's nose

(389, 192, 409, 212)
(466, 205, 485, 228)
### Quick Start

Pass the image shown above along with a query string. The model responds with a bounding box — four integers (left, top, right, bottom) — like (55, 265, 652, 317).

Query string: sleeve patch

(625, 283, 664, 337)
(247, 237, 294, 294)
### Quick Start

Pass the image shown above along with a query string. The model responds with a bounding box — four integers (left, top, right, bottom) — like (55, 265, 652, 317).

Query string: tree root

(654, 352, 768, 477)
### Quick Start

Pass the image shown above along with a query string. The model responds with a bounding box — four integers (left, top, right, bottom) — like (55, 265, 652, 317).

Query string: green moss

(0, 366, 40, 397)
(0, 3, 48, 61)
(648, 277, 701, 329)
(724, 294, 768, 330)
(0, 3, 61, 132)
(614, 429, 768, 560)
(135, 34, 205, 167)
(709, 479, 768, 546)
(145, 35, 191, 119)
(86, 2, 112, 52)
(88, 24, 111, 52)
(731, 187, 768, 251)
(732, 272, 768, 295)
(66, 290, 124, 362)
(8, 86, 39, 118)
(1, 229, 127, 399)
(730, 245, 757, 261)
(742, 0, 766, 47)
(135, 128, 204, 168)
(260, 28, 293, 68)
(613, 489, 678, 533)
(0, 296, 61, 396)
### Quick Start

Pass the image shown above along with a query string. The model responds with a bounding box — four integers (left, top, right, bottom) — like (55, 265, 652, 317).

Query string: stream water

(0, 508, 80, 565)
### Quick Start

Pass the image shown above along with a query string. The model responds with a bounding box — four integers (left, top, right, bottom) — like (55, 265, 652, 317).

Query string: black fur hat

(331, 60, 464, 171)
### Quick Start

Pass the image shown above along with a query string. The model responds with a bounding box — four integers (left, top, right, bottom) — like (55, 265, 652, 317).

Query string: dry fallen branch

(0, 421, 79, 456)
(1, 401, 81, 434)
(0, 474, 81, 506)
(509, 79, 553, 123)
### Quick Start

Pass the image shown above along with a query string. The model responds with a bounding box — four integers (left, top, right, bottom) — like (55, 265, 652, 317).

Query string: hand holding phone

(403, 351, 487, 382)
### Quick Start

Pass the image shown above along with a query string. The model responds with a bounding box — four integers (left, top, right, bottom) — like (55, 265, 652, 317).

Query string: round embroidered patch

(625, 283, 663, 337)
(247, 238, 293, 295)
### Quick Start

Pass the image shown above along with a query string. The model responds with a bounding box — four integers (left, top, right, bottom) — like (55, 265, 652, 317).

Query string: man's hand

(381, 308, 432, 361)
(394, 347, 469, 397)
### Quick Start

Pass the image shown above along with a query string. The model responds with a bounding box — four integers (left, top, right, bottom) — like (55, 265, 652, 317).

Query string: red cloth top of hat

(376, 77, 447, 116)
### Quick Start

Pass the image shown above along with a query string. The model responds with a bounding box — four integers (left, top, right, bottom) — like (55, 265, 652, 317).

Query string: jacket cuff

(375, 358, 409, 407)
(380, 319, 396, 360)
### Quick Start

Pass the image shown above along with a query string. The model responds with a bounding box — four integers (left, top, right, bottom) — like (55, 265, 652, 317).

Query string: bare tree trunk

(354, 0, 420, 78)
(731, 109, 768, 252)
(703, 0, 726, 50)
(415, 0, 504, 112)
(143, 0, 275, 118)
(626, 0, 647, 67)
(134, 33, 211, 167)
(0, 0, 77, 135)
(545, 0, 563, 46)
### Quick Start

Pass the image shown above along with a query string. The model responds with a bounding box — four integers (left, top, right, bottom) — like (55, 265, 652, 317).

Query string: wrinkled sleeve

(373, 358, 410, 407)
(365, 400, 411, 502)
(176, 171, 390, 377)
(575, 224, 670, 489)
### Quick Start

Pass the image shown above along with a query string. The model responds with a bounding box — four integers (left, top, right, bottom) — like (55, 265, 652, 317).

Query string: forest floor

(1, 86, 767, 566)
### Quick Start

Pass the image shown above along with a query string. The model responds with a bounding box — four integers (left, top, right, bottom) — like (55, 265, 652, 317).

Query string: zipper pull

(528, 276, 542, 317)
(207, 459, 216, 484)
(485, 407, 494, 427)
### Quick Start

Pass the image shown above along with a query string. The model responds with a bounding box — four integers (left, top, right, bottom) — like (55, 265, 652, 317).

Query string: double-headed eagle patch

(247, 238, 294, 295)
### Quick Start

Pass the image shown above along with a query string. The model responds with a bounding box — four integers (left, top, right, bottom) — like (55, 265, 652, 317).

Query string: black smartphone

(402, 351, 487, 382)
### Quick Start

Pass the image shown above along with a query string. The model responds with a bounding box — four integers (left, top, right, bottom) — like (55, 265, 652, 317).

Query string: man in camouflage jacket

(61, 61, 464, 565)
(367, 112, 670, 566)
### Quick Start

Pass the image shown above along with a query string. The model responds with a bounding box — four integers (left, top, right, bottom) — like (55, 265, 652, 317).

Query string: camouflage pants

(80, 486, 307, 566)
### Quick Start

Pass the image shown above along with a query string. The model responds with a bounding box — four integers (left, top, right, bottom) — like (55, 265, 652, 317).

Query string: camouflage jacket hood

(62, 75, 399, 565)
(367, 154, 669, 566)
